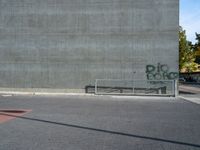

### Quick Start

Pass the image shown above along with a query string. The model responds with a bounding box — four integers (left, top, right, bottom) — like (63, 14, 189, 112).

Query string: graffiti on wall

(146, 63, 178, 80)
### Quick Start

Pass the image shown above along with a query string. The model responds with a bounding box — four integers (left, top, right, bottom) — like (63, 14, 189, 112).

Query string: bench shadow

(1, 113, 200, 148)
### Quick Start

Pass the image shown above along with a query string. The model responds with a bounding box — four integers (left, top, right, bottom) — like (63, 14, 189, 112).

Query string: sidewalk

(179, 94, 200, 105)
(179, 83, 200, 104)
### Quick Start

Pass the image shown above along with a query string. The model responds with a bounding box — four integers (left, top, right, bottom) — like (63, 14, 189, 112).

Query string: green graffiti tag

(146, 63, 178, 80)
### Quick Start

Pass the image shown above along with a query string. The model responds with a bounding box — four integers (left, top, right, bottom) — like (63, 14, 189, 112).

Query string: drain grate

(0, 109, 31, 124)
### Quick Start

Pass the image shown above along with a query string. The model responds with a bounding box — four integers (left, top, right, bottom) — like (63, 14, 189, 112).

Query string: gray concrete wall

(0, 0, 179, 91)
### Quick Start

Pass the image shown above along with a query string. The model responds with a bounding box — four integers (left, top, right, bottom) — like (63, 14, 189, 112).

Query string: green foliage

(195, 33, 200, 44)
(179, 27, 198, 72)
(194, 33, 200, 64)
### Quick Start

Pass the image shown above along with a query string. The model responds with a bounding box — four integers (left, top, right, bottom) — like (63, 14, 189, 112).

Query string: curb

(0, 91, 94, 97)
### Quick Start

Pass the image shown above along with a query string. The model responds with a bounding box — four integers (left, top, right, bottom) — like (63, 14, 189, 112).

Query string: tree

(194, 33, 200, 64)
(179, 27, 198, 72)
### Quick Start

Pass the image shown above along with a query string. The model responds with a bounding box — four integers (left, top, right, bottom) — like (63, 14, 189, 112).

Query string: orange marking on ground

(0, 109, 32, 124)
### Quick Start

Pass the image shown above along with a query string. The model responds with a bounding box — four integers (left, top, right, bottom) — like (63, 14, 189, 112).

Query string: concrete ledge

(0, 88, 178, 101)
(0, 88, 87, 96)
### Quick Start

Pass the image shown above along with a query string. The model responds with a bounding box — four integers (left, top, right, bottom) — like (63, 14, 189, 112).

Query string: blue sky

(180, 0, 200, 43)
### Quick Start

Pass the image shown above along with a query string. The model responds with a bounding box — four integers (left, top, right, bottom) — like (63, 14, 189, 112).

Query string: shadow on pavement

(1, 113, 200, 149)
(179, 91, 195, 95)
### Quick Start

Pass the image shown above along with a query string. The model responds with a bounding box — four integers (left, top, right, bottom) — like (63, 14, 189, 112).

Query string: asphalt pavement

(0, 95, 200, 150)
